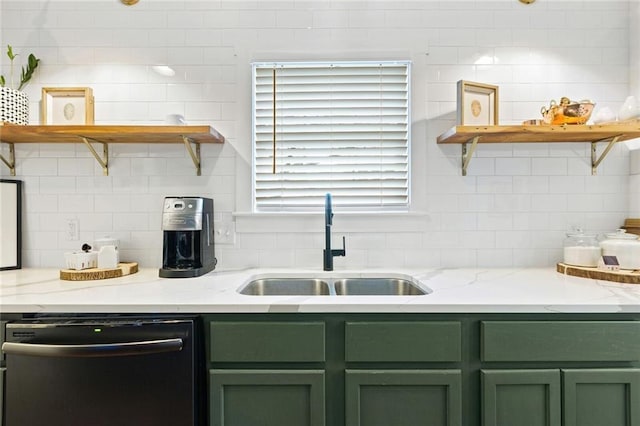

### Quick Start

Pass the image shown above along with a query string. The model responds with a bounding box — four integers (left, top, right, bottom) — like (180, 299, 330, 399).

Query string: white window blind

(252, 61, 410, 211)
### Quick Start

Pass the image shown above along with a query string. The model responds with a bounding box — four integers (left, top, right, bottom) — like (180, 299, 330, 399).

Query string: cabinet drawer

(345, 321, 461, 362)
(482, 321, 640, 362)
(210, 322, 325, 362)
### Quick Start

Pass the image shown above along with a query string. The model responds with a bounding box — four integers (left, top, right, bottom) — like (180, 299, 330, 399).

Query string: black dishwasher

(1, 316, 205, 426)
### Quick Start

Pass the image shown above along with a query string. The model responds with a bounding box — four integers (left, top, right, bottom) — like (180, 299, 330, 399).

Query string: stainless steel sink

(334, 278, 427, 296)
(238, 278, 330, 296)
(238, 275, 429, 296)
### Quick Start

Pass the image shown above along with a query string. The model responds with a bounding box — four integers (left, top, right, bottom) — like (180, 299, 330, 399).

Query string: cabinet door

(209, 369, 325, 426)
(563, 369, 640, 426)
(345, 369, 462, 426)
(482, 369, 561, 426)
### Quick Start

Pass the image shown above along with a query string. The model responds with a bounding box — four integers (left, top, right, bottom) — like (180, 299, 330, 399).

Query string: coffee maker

(159, 196, 217, 278)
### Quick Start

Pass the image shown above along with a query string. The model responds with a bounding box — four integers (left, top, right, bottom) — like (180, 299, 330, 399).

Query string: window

(252, 61, 410, 212)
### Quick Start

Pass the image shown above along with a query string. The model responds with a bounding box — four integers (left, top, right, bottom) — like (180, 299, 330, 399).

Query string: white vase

(0, 86, 29, 125)
(618, 95, 639, 122)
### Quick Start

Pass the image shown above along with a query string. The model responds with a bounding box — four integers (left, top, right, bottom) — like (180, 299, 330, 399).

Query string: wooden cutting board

(60, 262, 138, 281)
(624, 218, 640, 236)
(557, 263, 640, 284)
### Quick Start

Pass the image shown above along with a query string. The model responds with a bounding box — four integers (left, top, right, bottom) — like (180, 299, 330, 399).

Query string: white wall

(0, 0, 635, 270)
(631, 150, 640, 217)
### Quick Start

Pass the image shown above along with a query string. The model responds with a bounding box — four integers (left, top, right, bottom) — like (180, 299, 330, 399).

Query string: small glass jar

(599, 229, 640, 270)
(563, 230, 601, 267)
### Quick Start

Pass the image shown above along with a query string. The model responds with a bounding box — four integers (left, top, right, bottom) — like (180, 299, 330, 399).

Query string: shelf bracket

(80, 137, 109, 176)
(462, 135, 481, 176)
(182, 135, 201, 176)
(0, 142, 16, 176)
(591, 135, 622, 175)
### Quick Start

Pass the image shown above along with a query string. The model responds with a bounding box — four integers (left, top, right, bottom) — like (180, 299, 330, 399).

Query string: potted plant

(0, 45, 40, 125)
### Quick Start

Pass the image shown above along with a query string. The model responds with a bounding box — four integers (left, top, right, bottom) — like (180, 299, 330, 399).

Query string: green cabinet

(563, 369, 640, 426)
(4, 311, 640, 426)
(482, 369, 640, 426)
(210, 321, 325, 363)
(481, 321, 640, 426)
(209, 321, 326, 426)
(345, 321, 461, 362)
(346, 369, 462, 426)
(1, 320, 6, 364)
(481, 321, 640, 362)
(210, 369, 325, 426)
(0, 367, 4, 425)
(344, 321, 462, 426)
(482, 370, 561, 426)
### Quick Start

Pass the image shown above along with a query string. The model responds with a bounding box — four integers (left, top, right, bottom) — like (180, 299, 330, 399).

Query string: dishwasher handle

(1, 338, 184, 358)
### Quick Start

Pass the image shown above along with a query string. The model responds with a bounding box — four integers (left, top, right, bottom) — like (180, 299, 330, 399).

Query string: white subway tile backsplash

(40, 177, 76, 194)
(477, 213, 513, 231)
(112, 176, 149, 194)
(4, 0, 637, 269)
(113, 213, 151, 231)
(259, 249, 296, 268)
(75, 214, 113, 231)
(19, 158, 58, 176)
(531, 157, 567, 176)
(477, 249, 513, 268)
(58, 195, 94, 213)
(631, 150, 640, 174)
(495, 158, 531, 176)
(629, 175, 640, 217)
(58, 158, 96, 177)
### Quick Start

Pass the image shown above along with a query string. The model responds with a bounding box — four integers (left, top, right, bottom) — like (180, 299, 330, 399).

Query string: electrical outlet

(215, 218, 236, 245)
(66, 219, 79, 241)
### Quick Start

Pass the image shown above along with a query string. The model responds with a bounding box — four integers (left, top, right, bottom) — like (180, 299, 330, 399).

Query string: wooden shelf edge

(437, 124, 640, 144)
(0, 123, 225, 176)
(0, 123, 225, 144)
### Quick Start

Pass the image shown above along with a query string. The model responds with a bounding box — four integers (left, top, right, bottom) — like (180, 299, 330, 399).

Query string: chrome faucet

(323, 193, 346, 271)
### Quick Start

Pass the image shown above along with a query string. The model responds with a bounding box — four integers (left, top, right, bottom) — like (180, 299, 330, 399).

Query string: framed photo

(0, 179, 22, 270)
(41, 87, 94, 125)
(456, 80, 499, 126)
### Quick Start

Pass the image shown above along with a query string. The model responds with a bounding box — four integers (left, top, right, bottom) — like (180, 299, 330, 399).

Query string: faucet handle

(332, 236, 346, 257)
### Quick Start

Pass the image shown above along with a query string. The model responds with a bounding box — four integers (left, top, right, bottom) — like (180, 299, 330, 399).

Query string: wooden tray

(557, 263, 640, 284)
(624, 218, 640, 236)
(60, 262, 138, 281)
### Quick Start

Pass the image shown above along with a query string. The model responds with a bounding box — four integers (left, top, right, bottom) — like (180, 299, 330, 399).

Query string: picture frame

(456, 80, 499, 126)
(0, 179, 22, 270)
(41, 87, 94, 125)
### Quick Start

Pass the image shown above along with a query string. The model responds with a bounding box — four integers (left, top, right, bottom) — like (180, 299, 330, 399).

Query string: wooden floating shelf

(437, 124, 640, 176)
(0, 123, 225, 176)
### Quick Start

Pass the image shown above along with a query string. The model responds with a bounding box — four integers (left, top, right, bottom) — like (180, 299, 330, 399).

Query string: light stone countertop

(2, 267, 640, 314)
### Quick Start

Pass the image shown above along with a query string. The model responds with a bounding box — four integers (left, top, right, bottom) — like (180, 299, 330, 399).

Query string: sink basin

(334, 278, 427, 296)
(237, 275, 429, 296)
(238, 278, 330, 296)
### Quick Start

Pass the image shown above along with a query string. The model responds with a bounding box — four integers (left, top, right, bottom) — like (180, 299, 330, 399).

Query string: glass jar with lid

(563, 229, 601, 267)
(599, 229, 640, 270)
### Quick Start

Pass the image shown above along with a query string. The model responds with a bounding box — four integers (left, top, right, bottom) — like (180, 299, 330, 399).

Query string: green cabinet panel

(563, 369, 640, 426)
(0, 367, 4, 425)
(1, 320, 7, 363)
(481, 321, 640, 362)
(209, 369, 325, 426)
(345, 321, 461, 362)
(482, 369, 561, 426)
(345, 369, 462, 426)
(210, 322, 325, 362)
